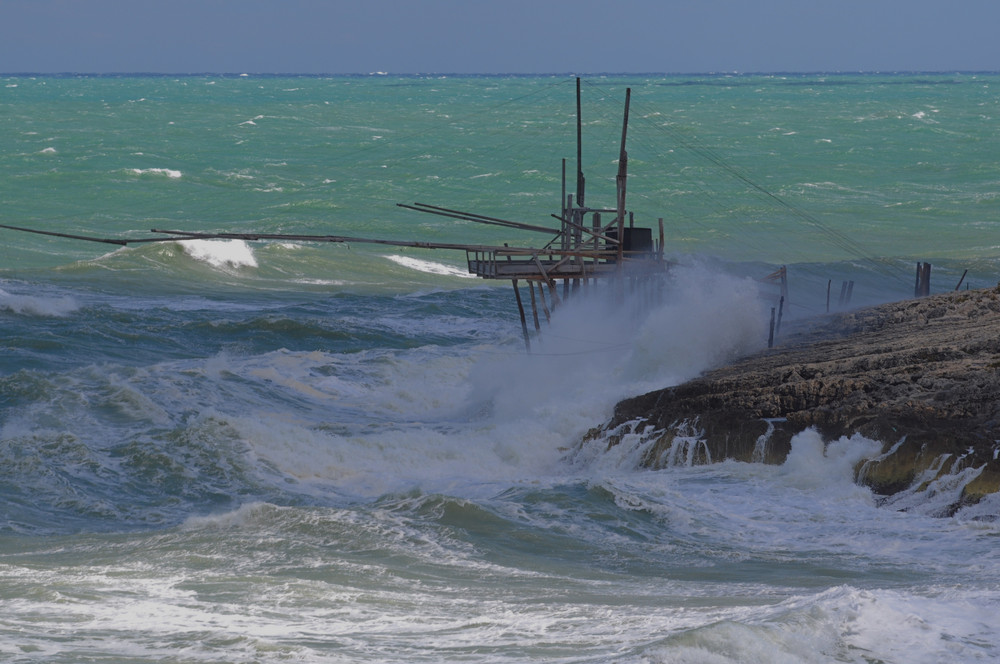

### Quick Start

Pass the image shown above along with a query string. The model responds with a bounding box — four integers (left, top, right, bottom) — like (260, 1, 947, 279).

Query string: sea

(0, 73, 998, 662)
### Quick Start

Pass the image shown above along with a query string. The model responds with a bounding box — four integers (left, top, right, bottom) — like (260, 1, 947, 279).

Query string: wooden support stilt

(658, 218, 665, 262)
(768, 307, 776, 349)
(528, 281, 541, 332)
(776, 296, 784, 336)
(915, 262, 932, 297)
(538, 281, 552, 322)
(512, 280, 530, 352)
(826, 279, 832, 313)
(547, 280, 561, 315)
(956, 269, 968, 291)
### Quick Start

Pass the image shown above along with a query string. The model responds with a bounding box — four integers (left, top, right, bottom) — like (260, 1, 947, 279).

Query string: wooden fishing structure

(399, 79, 669, 349)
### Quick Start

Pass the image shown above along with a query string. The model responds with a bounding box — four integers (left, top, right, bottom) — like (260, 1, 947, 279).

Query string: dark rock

(580, 287, 1000, 513)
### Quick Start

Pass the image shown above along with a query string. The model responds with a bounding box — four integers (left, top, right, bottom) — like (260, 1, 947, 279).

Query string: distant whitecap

(181, 239, 258, 269)
(384, 254, 476, 278)
(0, 287, 78, 316)
(128, 167, 182, 179)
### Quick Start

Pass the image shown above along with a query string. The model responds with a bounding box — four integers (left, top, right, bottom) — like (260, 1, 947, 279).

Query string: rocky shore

(583, 287, 1000, 515)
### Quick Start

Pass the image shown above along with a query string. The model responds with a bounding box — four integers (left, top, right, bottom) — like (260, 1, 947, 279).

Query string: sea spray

(0, 286, 79, 317)
(778, 429, 883, 496)
(181, 239, 259, 269)
(624, 262, 769, 384)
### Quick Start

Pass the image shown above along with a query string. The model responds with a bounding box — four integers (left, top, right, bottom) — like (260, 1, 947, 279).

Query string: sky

(0, 0, 997, 75)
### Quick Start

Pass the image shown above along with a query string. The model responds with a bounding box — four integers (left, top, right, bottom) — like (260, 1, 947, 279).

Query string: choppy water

(1, 73, 998, 662)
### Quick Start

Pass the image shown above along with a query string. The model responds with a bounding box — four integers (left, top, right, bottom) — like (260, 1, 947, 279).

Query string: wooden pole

(576, 77, 585, 207)
(528, 281, 541, 332)
(768, 307, 776, 348)
(547, 281, 561, 315)
(955, 269, 968, 291)
(615, 88, 631, 267)
(512, 280, 531, 352)
(658, 218, 665, 261)
(826, 279, 831, 313)
(915, 262, 932, 297)
(776, 296, 784, 336)
(538, 281, 552, 322)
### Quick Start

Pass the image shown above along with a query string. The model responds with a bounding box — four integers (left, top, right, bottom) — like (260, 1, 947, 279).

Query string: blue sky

(0, 0, 997, 74)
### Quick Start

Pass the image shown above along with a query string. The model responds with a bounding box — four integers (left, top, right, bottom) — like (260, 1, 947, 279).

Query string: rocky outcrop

(582, 287, 1000, 514)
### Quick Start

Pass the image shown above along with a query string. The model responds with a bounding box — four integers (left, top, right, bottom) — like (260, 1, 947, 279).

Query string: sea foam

(180, 240, 258, 269)
(0, 287, 78, 317)
(128, 167, 182, 179)
(383, 254, 477, 279)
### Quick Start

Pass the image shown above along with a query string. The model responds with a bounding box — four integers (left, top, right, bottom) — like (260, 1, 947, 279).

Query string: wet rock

(583, 287, 1000, 514)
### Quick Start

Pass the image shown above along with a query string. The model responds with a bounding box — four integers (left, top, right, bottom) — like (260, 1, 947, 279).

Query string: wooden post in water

(512, 280, 530, 352)
(826, 279, 832, 313)
(955, 269, 968, 291)
(776, 296, 785, 336)
(658, 218, 665, 262)
(538, 281, 559, 323)
(915, 262, 932, 297)
(528, 282, 541, 332)
(768, 307, 776, 349)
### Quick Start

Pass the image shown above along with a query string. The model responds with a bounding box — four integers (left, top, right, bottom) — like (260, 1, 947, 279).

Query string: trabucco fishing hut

(399, 79, 669, 350)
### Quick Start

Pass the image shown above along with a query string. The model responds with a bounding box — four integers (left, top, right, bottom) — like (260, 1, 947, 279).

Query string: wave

(179, 239, 258, 269)
(383, 254, 477, 279)
(126, 167, 182, 179)
(0, 287, 78, 316)
(646, 585, 1000, 664)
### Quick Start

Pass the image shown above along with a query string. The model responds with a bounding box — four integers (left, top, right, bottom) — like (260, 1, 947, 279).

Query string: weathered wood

(512, 280, 531, 352)
(528, 281, 541, 332)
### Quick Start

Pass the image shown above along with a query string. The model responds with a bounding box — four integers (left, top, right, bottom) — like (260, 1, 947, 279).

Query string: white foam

(0, 287, 78, 317)
(180, 239, 258, 269)
(128, 167, 182, 179)
(779, 429, 883, 495)
(650, 585, 1000, 664)
(623, 263, 768, 384)
(383, 254, 476, 278)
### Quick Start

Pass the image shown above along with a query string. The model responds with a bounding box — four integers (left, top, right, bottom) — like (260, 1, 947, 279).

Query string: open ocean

(1, 73, 999, 662)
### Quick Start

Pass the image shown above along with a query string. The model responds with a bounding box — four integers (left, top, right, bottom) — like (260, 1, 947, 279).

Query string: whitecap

(383, 254, 476, 278)
(128, 167, 182, 179)
(180, 239, 258, 269)
(0, 287, 78, 317)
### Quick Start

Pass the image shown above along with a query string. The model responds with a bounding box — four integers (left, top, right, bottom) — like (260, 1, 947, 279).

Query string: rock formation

(581, 287, 1000, 515)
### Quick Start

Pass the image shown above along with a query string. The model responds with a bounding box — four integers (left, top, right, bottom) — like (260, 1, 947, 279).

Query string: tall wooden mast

(576, 77, 585, 208)
(615, 87, 631, 264)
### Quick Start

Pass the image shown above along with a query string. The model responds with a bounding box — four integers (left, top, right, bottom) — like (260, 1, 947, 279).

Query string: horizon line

(3, 70, 999, 78)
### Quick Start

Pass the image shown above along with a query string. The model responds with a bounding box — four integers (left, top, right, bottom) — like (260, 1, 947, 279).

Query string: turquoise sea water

(1, 74, 999, 662)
